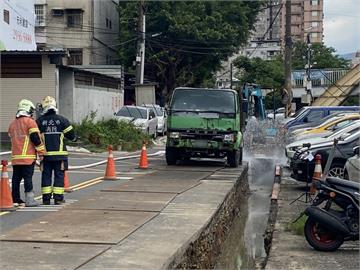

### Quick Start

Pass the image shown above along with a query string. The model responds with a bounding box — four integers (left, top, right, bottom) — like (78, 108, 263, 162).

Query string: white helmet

(41, 96, 58, 114)
(16, 99, 35, 117)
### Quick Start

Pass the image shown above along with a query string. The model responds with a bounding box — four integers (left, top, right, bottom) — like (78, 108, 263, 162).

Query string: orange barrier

(0, 160, 15, 211)
(104, 145, 117, 180)
(138, 142, 149, 169)
(64, 171, 72, 193)
(310, 154, 322, 195)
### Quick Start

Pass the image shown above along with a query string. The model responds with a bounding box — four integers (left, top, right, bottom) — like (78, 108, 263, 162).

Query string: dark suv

(290, 129, 360, 182)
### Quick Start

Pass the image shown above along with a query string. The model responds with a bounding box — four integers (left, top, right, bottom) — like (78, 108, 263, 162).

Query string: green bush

(73, 113, 151, 152)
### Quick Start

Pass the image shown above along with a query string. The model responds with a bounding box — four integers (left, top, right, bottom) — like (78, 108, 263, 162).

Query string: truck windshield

(171, 89, 236, 114)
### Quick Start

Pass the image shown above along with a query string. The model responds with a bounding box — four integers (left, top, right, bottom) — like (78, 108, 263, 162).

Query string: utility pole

(305, 33, 313, 104)
(284, 0, 292, 118)
(230, 62, 233, 89)
(135, 0, 145, 84)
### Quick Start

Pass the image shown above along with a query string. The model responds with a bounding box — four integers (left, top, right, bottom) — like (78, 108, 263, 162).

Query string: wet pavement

(266, 169, 360, 270)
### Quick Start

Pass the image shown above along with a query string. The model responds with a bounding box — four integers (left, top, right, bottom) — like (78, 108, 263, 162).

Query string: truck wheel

(166, 147, 178, 165)
(227, 150, 239, 168)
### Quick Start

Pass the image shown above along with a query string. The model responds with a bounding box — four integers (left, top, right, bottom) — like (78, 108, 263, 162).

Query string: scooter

(304, 177, 359, 251)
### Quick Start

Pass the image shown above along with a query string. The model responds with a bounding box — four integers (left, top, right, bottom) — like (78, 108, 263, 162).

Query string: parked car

(290, 129, 360, 182)
(283, 106, 360, 129)
(344, 146, 360, 182)
(114, 106, 158, 137)
(289, 114, 360, 142)
(286, 112, 355, 133)
(285, 121, 360, 160)
(267, 107, 286, 120)
(143, 104, 167, 136)
(291, 114, 360, 136)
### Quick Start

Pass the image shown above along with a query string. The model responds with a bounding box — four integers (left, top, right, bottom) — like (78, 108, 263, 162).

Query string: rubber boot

(25, 191, 39, 207)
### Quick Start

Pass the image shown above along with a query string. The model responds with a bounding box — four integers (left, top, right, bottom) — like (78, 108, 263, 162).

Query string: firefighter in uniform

(8, 99, 45, 206)
(37, 96, 77, 205)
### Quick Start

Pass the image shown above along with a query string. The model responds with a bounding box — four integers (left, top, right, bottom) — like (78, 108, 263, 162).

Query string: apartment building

(34, 0, 119, 65)
(280, 0, 324, 44)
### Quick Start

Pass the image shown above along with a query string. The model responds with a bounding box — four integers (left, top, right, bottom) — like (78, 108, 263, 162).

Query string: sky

(323, 0, 360, 55)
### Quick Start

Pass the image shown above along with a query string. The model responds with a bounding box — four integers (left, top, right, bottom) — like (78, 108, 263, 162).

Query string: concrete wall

(72, 86, 123, 123)
(58, 69, 74, 121)
(0, 55, 57, 133)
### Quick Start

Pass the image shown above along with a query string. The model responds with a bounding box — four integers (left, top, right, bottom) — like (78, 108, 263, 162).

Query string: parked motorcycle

(304, 177, 359, 251)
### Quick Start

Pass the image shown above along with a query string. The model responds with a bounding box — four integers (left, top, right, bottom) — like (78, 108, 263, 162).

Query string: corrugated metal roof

(68, 65, 122, 79)
(0, 49, 66, 55)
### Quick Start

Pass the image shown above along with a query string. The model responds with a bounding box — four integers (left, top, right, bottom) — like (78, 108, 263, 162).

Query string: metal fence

(292, 69, 348, 88)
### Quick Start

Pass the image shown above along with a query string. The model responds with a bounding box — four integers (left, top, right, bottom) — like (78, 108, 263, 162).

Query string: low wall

(166, 164, 249, 269)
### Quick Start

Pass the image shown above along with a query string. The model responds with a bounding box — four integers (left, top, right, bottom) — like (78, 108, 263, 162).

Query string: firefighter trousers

(41, 160, 67, 202)
(11, 163, 35, 203)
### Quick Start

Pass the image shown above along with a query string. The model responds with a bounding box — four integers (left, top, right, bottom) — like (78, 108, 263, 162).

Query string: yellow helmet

(17, 99, 35, 115)
(41, 96, 57, 114)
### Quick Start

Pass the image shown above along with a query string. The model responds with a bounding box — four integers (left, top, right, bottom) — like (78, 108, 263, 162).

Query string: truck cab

(166, 87, 243, 167)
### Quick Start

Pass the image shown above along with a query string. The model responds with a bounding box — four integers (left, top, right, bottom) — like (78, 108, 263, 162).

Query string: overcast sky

(323, 0, 360, 55)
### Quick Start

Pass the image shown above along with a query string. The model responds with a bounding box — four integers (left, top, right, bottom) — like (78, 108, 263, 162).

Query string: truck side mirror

(242, 99, 248, 113)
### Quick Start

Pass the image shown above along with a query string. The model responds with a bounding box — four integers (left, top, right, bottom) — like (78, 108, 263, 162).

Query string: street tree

(292, 41, 349, 70)
(117, 1, 262, 100)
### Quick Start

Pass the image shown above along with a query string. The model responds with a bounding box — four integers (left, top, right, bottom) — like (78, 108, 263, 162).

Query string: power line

(248, 2, 283, 58)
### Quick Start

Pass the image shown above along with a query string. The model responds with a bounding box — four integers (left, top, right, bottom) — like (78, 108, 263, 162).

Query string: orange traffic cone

(104, 145, 117, 180)
(0, 160, 15, 211)
(310, 154, 322, 195)
(138, 142, 149, 169)
(64, 171, 72, 193)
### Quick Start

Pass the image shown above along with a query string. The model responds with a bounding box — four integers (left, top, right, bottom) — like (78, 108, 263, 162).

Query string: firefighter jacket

(8, 116, 45, 165)
(37, 111, 76, 161)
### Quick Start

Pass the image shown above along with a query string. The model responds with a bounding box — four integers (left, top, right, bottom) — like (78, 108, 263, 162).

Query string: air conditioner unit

(52, 8, 64, 16)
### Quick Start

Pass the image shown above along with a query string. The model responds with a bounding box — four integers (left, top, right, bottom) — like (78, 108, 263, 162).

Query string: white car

(114, 106, 158, 137)
(267, 107, 286, 120)
(285, 121, 360, 160)
(143, 104, 167, 135)
(344, 146, 360, 182)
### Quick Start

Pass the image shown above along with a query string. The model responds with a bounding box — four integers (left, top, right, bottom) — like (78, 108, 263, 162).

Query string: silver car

(143, 104, 167, 136)
(114, 106, 158, 137)
(344, 146, 360, 182)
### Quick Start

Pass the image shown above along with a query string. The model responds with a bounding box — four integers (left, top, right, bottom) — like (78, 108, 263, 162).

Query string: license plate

(193, 140, 208, 148)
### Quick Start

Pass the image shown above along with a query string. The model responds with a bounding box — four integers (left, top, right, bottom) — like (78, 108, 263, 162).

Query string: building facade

(34, 0, 119, 65)
(280, 0, 324, 45)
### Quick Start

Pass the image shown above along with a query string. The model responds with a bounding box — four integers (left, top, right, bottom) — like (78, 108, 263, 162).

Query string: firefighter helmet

(41, 96, 57, 114)
(17, 99, 35, 116)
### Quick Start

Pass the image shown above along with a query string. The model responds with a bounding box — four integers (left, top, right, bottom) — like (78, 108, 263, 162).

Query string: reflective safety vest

(8, 116, 45, 165)
(37, 112, 76, 161)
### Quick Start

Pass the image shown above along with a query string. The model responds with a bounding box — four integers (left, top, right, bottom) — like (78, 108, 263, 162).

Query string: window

(106, 18, 112, 29)
(68, 49, 83, 65)
(149, 109, 156, 120)
(67, 9, 82, 28)
(311, 11, 318, 17)
(305, 110, 323, 122)
(311, 0, 318, 5)
(1, 55, 42, 78)
(311, 21, 319, 27)
(3, 9, 9, 24)
(311, 32, 318, 38)
(35, 5, 45, 26)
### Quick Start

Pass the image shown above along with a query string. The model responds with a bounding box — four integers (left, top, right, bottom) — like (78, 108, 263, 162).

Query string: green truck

(166, 87, 243, 167)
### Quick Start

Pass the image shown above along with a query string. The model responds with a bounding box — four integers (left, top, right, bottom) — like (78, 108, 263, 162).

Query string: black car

(290, 130, 360, 182)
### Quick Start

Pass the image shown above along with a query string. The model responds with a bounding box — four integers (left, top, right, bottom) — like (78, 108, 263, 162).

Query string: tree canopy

(292, 41, 349, 70)
(117, 1, 262, 99)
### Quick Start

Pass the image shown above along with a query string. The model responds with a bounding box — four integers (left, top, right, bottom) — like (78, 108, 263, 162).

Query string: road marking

(72, 179, 103, 191)
(0, 211, 10, 216)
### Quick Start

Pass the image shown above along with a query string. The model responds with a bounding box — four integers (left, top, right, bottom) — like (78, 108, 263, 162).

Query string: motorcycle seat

(327, 177, 360, 191)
